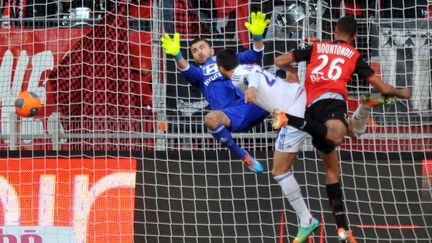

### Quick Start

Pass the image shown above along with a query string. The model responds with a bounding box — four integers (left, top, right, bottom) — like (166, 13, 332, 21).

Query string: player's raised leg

(360, 93, 396, 107)
(350, 103, 372, 137)
(204, 110, 264, 173)
(350, 93, 397, 137)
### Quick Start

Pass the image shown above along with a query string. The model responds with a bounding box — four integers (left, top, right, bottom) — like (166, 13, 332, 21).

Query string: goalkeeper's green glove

(244, 11, 270, 41)
(161, 33, 183, 61)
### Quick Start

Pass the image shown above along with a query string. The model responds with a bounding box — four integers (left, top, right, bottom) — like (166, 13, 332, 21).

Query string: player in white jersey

(219, 51, 380, 139)
(217, 49, 319, 243)
(216, 48, 380, 243)
(228, 63, 311, 158)
(230, 64, 306, 118)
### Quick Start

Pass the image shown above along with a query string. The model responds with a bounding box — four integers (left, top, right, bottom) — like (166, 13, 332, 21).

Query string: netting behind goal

(0, 0, 431, 242)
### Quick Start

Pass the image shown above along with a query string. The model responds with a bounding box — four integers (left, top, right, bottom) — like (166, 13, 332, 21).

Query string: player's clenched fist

(245, 11, 270, 40)
(161, 33, 182, 61)
(398, 87, 411, 99)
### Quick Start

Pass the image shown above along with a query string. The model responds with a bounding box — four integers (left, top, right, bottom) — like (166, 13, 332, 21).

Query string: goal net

(0, 0, 430, 242)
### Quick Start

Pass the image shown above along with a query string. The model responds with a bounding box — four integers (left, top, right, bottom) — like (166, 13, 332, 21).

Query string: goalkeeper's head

(190, 38, 214, 65)
(216, 49, 239, 79)
(335, 15, 358, 42)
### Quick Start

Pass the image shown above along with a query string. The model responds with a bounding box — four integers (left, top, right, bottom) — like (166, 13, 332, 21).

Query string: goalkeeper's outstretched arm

(161, 33, 188, 70)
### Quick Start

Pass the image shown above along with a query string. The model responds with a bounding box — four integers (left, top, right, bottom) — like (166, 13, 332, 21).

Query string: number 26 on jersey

(310, 54, 345, 83)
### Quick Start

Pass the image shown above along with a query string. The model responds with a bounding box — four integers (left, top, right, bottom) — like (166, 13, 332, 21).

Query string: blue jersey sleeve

(179, 64, 205, 88)
(237, 47, 263, 64)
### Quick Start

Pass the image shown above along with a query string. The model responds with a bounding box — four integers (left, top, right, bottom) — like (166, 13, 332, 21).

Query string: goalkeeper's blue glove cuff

(252, 35, 263, 41)
(174, 52, 183, 62)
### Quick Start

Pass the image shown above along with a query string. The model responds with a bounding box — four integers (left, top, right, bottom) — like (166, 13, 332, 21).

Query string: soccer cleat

(293, 217, 320, 243)
(360, 93, 396, 107)
(242, 155, 264, 174)
(338, 228, 358, 243)
(271, 109, 288, 130)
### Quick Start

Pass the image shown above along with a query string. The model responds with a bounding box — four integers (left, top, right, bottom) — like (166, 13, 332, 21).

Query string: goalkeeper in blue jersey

(161, 12, 270, 173)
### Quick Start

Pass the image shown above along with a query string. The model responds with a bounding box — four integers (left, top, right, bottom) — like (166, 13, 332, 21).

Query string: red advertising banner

(0, 28, 87, 113)
(0, 29, 85, 149)
(0, 28, 154, 150)
(0, 157, 136, 242)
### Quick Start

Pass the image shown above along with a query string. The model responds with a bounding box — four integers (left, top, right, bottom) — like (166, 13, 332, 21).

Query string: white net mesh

(0, 0, 430, 242)
(151, 0, 432, 242)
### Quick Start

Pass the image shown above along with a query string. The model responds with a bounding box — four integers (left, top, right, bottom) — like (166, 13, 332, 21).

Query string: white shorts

(275, 126, 306, 153)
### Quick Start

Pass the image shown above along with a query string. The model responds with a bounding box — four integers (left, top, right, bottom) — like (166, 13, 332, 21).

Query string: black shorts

(305, 99, 348, 154)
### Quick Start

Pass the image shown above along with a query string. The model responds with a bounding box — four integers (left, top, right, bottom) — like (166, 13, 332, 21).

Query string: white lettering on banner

(0, 50, 25, 140)
(28, 51, 53, 105)
(0, 172, 136, 242)
(38, 175, 56, 226)
(0, 49, 65, 145)
(0, 176, 20, 226)
(73, 172, 136, 243)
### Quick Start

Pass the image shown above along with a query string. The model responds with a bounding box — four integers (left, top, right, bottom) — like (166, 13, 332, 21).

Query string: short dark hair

(190, 38, 212, 47)
(275, 69, 286, 79)
(216, 49, 239, 71)
(336, 16, 357, 37)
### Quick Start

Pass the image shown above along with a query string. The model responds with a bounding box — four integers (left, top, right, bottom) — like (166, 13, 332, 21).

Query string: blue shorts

(222, 103, 269, 133)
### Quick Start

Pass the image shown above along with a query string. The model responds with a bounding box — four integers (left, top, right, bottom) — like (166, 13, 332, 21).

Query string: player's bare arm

(284, 66, 300, 83)
(275, 52, 295, 70)
(367, 74, 411, 99)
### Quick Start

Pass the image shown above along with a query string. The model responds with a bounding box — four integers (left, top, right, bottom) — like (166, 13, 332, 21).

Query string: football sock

(286, 114, 328, 141)
(351, 104, 371, 137)
(209, 125, 248, 159)
(274, 171, 312, 226)
(326, 183, 348, 230)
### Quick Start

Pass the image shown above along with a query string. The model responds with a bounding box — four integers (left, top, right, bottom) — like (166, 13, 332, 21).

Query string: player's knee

(327, 134, 344, 146)
(271, 166, 292, 177)
(204, 112, 220, 129)
(271, 157, 294, 177)
(326, 127, 346, 145)
(325, 120, 347, 145)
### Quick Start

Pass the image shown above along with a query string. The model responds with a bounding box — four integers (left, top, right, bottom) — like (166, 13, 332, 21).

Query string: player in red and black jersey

(274, 16, 411, 243)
